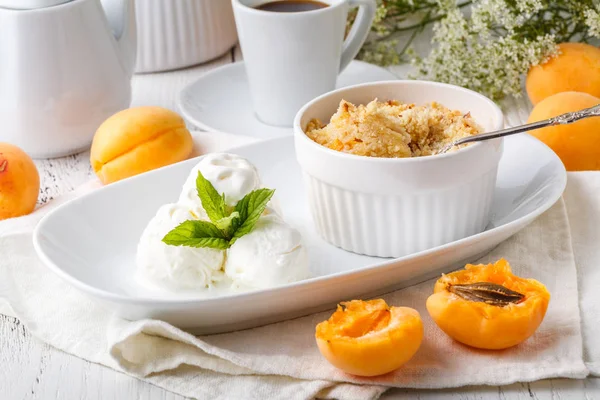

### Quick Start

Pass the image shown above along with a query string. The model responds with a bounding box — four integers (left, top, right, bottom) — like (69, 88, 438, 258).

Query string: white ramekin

(294, 80, 504, 258)
(134, 0, 238, 73)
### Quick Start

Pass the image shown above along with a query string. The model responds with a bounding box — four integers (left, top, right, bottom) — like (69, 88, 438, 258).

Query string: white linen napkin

(0, 129, 593, 398)
(105, 197, 589, 389)
(563, 173, 600, 375)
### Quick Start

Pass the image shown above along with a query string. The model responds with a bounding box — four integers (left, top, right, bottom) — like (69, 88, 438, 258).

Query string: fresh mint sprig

(195, 170, 227, 222)
(162, 171, 275, 249)
(231, 188, 276, 244)
(162, 220, 229, 250)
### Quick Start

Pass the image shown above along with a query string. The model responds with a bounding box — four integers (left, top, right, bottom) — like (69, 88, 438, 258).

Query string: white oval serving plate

(33, 134, 566, 334)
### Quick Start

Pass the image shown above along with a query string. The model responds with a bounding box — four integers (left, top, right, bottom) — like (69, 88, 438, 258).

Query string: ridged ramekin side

(302, 168, 498, 258)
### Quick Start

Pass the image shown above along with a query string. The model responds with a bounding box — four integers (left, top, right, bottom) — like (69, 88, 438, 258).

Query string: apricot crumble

(305, 99, 483, 158)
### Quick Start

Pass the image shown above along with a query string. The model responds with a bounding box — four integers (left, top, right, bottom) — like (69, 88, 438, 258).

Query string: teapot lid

(0, 0, 73, 9)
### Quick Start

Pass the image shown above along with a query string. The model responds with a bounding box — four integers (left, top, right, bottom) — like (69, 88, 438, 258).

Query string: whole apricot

(315, 299, 423, 377)
(527, 91, 600, 171)
(426, 259, 550, 350)
(526, 43, 600, 105)
(0, 143, 40, 220)
(90, 106, 193, 184)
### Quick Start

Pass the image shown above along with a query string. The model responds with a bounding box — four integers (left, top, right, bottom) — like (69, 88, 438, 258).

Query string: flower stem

(376, 1, 473, 41)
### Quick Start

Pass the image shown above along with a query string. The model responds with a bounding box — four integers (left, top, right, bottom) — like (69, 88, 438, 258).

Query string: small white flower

(584, 7, 600, 38)
(359, 0, 597, 100)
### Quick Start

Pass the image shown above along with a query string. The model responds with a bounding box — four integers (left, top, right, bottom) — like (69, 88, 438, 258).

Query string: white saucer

(178, 60, 397, 139)
(34, 134, 566, 334)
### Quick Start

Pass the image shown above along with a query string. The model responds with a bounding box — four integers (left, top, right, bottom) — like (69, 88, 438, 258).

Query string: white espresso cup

(232, 0, 376, 127)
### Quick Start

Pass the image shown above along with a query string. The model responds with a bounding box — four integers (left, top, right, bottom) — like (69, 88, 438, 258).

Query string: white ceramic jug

(0, 0, 136, 158)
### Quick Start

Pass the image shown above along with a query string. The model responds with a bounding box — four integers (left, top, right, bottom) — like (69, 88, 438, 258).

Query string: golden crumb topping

(305, 99, 483, 158)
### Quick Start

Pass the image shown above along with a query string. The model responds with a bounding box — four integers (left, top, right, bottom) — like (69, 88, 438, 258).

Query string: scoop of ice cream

(178, 153, 262, 218)
(136, 203, 226, 290)
(225, 215, 310, 289)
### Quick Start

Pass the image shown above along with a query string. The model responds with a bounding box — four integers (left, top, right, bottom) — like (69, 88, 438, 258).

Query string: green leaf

(231, 188, 275, 243)
(178, 237, 230, 250)
(214, 211, 240, 237)
(196, 171, 226, 223)
(162, 220, 230, 250)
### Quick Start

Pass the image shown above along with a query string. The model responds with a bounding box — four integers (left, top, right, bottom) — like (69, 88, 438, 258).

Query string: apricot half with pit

(90, 106, 193, 184)
(426, 259, 550, 350)
(315, 299, 423, 377)
(0, 142, 40, 220)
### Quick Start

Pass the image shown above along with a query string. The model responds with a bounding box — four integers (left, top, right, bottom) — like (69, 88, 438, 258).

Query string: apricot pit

(426, 259, 550, 350)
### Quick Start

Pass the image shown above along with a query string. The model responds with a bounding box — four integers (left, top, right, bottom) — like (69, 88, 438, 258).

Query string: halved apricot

(426, 259, 550, 350)
(315, 299, 423, 377)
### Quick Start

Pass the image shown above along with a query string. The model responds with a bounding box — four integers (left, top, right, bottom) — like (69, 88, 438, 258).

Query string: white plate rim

(32, 134, 567, 306)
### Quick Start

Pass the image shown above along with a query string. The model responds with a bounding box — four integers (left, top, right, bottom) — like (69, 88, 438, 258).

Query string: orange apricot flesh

(315, 299, 423, 377)
(426, 259, 550, 350)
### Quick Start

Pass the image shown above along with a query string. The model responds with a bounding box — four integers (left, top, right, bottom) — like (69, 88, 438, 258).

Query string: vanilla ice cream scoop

(136, 203, 226, 290)
(178, 153, 262, 219)
(225, 215, 310, 289)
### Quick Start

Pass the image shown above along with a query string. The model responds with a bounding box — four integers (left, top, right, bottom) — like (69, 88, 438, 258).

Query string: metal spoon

(436, 103, 600, 155)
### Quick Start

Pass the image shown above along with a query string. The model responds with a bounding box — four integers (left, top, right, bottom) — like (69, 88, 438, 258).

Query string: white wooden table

(2, 47, 599, 400)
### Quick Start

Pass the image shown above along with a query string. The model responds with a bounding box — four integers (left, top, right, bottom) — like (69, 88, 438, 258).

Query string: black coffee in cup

(255, 0, 328, 12)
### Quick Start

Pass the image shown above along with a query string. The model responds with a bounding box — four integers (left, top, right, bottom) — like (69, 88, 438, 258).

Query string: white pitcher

(0, 0, 136, 158)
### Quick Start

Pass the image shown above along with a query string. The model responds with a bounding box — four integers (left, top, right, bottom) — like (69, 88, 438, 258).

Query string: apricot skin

(90, 106, 193, 184)
(426, 259, 550, 350)
(316, 301, 423, 377)
(0, 143, 40, 220)
(427, 291, 548, 350)
(526, 43, 600, 105)
(527, 91, 600, 171)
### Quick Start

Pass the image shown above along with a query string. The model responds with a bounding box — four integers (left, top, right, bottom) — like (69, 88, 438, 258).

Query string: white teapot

(0, 0, 136, 158)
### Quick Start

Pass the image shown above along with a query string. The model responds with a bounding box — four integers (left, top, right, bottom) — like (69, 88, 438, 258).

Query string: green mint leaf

(196, 171, 226, 223)
(162, 220, 229, 249)
(231, 188, 275, 243)
(180, 237, 230, 250)
(214, 211, 240, 237)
